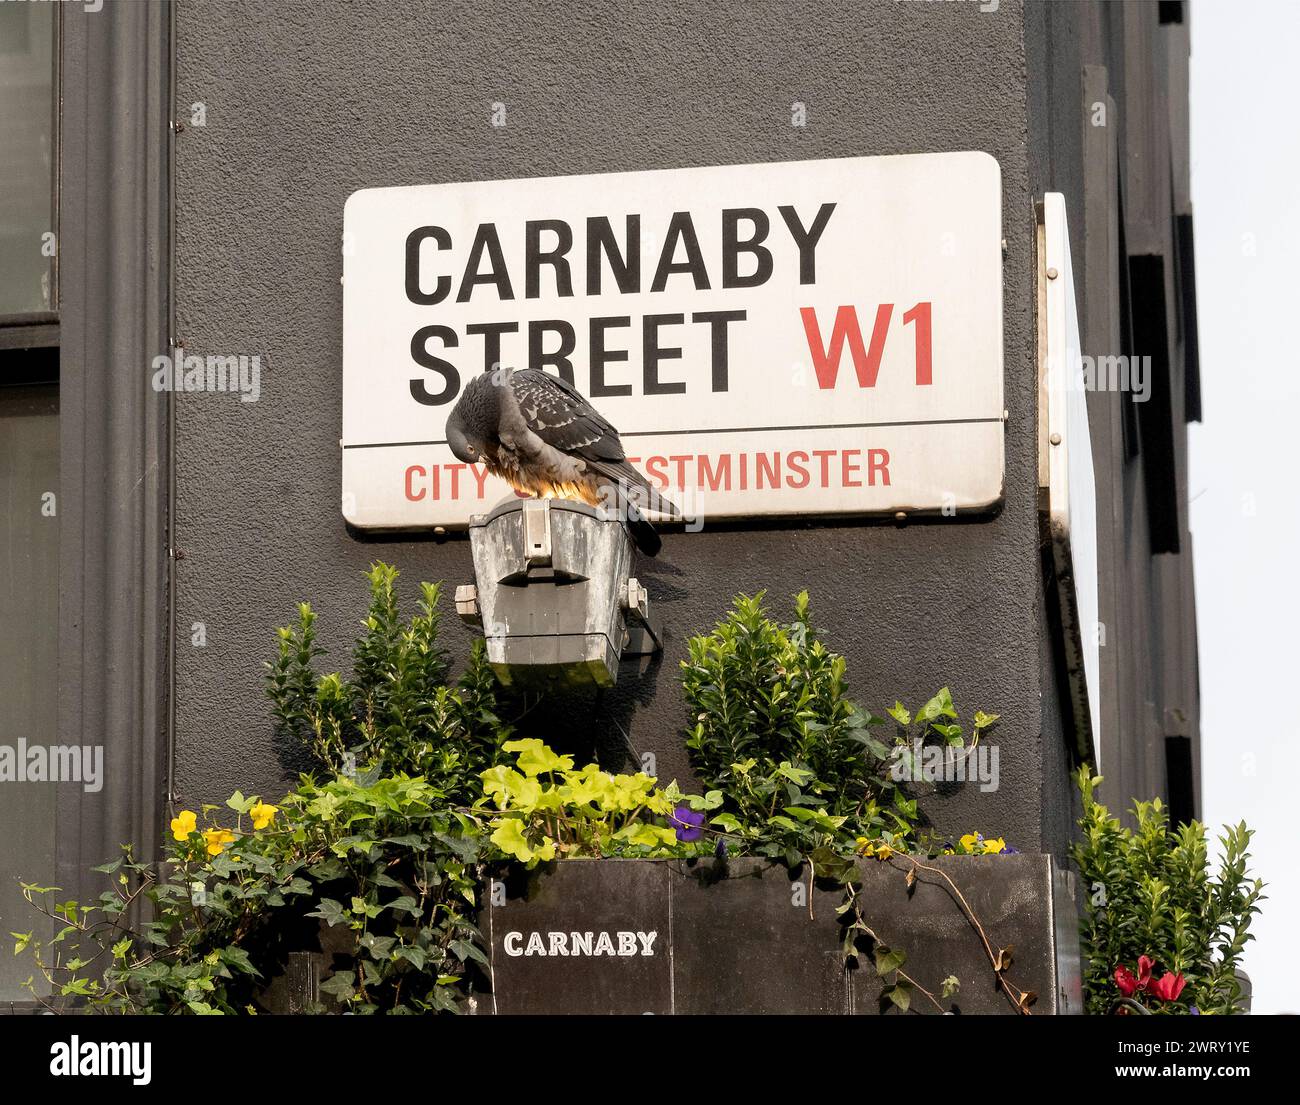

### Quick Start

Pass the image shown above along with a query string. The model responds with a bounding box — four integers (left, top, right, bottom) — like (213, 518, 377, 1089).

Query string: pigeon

(444, 368, 679, 555)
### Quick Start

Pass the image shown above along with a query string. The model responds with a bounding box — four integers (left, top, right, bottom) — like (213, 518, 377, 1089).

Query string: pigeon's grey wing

(512, 369, 626, 461)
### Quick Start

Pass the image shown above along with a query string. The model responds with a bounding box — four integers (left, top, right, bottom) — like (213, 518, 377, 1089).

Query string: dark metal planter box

(473, 855, 1082, 1015)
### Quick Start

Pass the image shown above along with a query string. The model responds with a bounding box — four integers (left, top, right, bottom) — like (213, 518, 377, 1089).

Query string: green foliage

(1072, 765, 1264, 1015)
(476, 739, 708, 866)
(267, 563, 508, 802)
(13, 563, 515, 1015)
(682, 591, 992, 866)
(16, 774, 484, 1014)
(14, 573, 1037, 1018)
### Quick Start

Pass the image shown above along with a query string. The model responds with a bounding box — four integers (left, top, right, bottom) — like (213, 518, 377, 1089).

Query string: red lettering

(813, 449, 835, 487)
(868, 448, 891, 486)
(902, 301, 932, 385)
(786, 450, 810, 489)
(405, 465, 427, 501)
(841, 449, 862, 488)
(699, 454, 731, 491)
(800, 303, 893, 388)
(644, 455, 669, 489)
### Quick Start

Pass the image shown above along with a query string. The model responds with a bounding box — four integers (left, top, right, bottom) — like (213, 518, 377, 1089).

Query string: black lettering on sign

(410, 325, 459, 405)
(650, 212, 710, 293)
(643, 313, 685, 395)
(457, 224, 514, 303)
(466, 321, 520, 375)
(526, 220, 575, 299)
(722, 208, 773, 289)
(586, 215, 641, 295)
(778, 202, 837, 284)
(529, 320, 577, 383)
(590, 316, 632, 397)
(405, 226, 452, 305)
(692, 309, 746, 392)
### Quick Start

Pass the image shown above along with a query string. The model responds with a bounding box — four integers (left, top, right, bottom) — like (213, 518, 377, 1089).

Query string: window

(0, 1, 58, 1003)
(0, 1, 57, 320)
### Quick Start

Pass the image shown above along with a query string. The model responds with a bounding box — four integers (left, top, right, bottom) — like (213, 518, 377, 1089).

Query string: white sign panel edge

(1039, 191, 1101, 764)
(342, 151, 1005, 531)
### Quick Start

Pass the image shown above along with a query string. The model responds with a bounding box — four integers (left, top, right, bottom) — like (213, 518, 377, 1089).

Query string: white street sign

(342, 151, 1004, 528)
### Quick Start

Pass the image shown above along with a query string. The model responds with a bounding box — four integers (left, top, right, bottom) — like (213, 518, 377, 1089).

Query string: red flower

(1136, 955, 1154, 987)
(1148, 972, 1187, 1002)
(1114, 964, 1140, 996)
(1114, 955, 1156, 997)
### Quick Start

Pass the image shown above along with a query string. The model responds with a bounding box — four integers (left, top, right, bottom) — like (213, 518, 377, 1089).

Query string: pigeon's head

(445, 372, 505, 465)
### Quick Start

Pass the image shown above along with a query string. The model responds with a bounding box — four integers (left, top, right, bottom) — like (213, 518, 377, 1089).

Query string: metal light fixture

(455, 498, 661, 689)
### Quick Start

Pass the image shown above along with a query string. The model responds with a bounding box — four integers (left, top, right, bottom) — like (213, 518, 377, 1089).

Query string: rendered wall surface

(170, 0, 1064, 849)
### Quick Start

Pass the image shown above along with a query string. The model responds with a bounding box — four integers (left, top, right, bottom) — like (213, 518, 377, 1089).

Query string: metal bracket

(620, 577, 662, 656)
(454, 583, 481, 627)
(521, 498, 552, 567)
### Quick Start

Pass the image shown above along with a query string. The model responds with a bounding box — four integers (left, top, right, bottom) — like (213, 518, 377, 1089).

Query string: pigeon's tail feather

(586, 459, 676, 557)
(627, 508, 662, 557)
(588, 459, 681, 518)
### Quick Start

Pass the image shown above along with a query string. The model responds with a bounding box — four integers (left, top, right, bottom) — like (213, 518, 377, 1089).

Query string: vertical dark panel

(1176, 213, 1202, 422)
(1164, 735, 1195, 827)
(56, 2, 170, 920)
(1128, 254, 1180, 553)
(1115, 184, 1140, 460)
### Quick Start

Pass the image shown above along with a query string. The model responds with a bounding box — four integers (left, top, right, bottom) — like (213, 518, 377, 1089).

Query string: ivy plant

(16, 774, 485, 1014)
(15, 563, 511, 1015)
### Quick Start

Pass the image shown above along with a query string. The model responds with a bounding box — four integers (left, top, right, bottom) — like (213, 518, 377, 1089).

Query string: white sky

(1189, 0, 1299, 1015)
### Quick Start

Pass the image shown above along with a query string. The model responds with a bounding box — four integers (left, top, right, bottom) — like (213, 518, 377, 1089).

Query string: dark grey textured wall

(172, 0, 1070, 852)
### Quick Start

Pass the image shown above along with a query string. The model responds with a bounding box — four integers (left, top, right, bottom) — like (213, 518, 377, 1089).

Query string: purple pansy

(671, 805, 705, 842)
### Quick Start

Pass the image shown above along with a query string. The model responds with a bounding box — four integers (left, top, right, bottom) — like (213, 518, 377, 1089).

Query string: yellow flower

(250, 802, 278, 830)
(982, 837, 1006, 855)
(170, 810, 197, 841)
(855, 837, 875, 857)
(202, 828, 236, 857)
(874, 843, 895, 861)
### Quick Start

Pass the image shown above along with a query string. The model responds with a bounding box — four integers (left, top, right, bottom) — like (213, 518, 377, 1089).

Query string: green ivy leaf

(914, 687, 957, 726)
(885, 982, 912, 1012)
(449, 939, 489, 968)
(875, 946, 907, 976)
